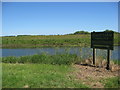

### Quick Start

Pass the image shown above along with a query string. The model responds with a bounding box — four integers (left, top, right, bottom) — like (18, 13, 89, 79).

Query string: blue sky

(2, 2, 118, 36)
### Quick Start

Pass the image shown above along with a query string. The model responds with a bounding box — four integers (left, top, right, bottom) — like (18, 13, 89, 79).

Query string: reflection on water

(1, 46, 119, 60)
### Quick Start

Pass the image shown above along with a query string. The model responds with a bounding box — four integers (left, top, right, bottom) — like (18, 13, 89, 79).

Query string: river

(1, 46, 120, 60)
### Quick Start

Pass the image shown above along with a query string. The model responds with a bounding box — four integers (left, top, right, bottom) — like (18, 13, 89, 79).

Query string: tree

(74, 31, 89, 35)
(104, 29, 119, 34)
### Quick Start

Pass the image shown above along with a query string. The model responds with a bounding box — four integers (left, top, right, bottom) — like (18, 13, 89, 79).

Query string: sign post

(91, 31, 114, 70)
(93, 48, 96, 65)
(106, 49, 110, 70)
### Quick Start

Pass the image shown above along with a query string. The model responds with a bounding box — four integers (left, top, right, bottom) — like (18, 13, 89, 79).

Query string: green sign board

(91, 31, 114, 50)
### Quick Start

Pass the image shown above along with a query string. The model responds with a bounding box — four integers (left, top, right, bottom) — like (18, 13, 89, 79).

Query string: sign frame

(91, 31, 114, 70)
(91, 31, 114, 50)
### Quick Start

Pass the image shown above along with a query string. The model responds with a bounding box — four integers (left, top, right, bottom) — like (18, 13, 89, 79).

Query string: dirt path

(71, 64, 120, 88)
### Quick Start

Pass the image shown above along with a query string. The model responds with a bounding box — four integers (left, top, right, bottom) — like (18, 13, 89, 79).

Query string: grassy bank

(2, 63, 89, 88)
(2, 53, 120, 65)
(1, 33, 119, 48)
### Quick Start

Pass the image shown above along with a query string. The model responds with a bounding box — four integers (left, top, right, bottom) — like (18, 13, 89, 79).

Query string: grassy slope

(2, 34, 90, 48)
(2, 63, 89, 88)
(1, 34, 119, 48)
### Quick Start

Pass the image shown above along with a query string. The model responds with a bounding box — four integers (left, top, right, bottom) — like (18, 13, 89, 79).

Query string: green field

(1, 33, 119, 48)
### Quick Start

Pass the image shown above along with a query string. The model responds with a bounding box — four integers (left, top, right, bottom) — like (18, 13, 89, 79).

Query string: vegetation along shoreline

(1, 30, 120, 48)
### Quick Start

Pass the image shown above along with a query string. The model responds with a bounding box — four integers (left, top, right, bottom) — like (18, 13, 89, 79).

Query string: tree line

(69, 29, 119, 35)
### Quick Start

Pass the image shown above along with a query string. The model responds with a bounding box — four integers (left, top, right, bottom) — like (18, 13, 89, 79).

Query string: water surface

(2, 46, 119, 60)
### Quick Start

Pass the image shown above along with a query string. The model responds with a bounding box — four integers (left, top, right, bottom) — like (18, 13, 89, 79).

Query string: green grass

(112, 60, 120, 65)
(1, 33, 119, 48)
(2, 53, 80, 65)
(2, 53, 119, 66)
(2, 63, 89, 88)
(1, 34, 90, 48)
(100, 77, 120, 88)
(2, 54, 119, 88)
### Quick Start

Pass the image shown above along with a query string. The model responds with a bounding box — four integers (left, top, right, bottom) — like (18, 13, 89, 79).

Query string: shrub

(2, 56, 18, 63)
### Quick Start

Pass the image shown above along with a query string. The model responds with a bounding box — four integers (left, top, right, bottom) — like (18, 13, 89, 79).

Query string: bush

(2, 56, 18, 63)
(74, 31, 89, 35)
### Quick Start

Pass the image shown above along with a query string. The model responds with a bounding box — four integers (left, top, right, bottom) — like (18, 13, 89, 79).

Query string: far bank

(1, 34, 119, 48)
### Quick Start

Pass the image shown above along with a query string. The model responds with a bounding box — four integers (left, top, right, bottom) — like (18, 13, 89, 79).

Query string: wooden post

(93, 48, 96, 65)
(106, 49, 110, 70)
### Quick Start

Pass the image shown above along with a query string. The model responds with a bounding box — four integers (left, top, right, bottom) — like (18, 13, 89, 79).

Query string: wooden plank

(92, 45, 113, 50)
(92, 36, 113, 39)
(92, 41, 113, 44)
(91, 32, 114, 39)
(92, 38, 113, 40)
(92, 41, 113, 45)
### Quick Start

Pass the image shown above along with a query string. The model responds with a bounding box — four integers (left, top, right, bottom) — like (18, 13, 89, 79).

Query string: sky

(2, 2, 118, 36)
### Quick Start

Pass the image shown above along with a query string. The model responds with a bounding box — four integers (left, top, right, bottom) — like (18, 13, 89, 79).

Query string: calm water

(1, 46, 120, 60)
